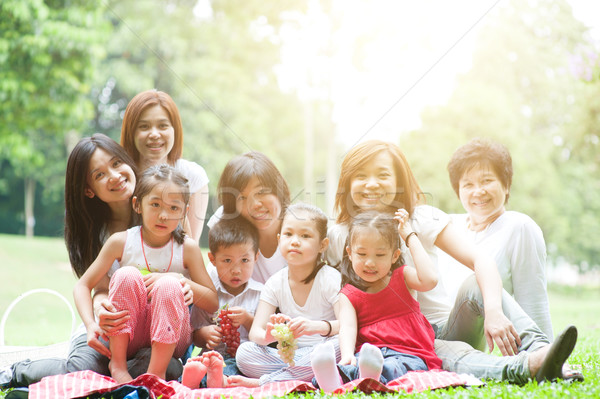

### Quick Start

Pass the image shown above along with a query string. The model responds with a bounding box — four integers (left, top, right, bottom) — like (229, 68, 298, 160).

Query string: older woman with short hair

(446, 138, 553, 339)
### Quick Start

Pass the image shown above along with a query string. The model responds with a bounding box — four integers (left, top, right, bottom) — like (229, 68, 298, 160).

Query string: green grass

(0, 234, 78, 346)
(1, 234, 599, 397)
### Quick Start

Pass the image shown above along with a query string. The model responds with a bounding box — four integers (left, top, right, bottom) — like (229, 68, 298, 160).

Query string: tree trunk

(24, 177, 36, 237)
(325, 124, 337, 218)
(303, 101, 314, 204)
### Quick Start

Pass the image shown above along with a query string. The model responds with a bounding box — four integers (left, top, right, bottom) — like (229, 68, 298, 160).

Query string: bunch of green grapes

(271, 323, 298, 366)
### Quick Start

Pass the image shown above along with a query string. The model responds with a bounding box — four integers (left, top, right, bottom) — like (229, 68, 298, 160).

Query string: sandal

(535, 325, 578, 383)
(562, 365, 584, 382)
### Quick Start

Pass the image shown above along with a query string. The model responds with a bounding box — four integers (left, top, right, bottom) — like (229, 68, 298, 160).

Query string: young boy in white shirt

(183, 216, 263, 388)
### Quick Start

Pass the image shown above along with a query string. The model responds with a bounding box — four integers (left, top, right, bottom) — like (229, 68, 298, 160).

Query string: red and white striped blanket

(29, 369, 466, 399)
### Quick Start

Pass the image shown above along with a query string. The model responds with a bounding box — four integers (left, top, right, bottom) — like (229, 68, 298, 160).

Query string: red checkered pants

(108, 266, 191, 358)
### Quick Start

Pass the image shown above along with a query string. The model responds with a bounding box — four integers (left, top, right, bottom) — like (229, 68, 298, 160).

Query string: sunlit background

(1, 0, 599, 281)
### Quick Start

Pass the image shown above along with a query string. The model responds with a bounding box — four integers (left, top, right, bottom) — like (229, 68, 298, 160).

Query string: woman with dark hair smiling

(120, 89, 209, 243)
(211, 151, 291, 284)
(1, 134, 182, 388)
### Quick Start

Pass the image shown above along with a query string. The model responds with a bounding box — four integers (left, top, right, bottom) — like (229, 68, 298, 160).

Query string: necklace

(140, 228, 173, 273)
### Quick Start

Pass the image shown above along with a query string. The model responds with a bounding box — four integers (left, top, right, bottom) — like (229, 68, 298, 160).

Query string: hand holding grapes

(271, 323, 298, 366)
(225, 306, 251, 329)
(217, 306, 241, 356)
(198, 325, 222, 350)
(266, 313, 291, 340)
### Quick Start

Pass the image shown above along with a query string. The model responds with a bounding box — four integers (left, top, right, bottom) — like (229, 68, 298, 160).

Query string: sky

(272, 0, 600, 148)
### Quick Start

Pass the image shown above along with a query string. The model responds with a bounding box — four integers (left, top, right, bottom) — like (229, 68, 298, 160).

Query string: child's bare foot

(182, 356, 208, 389)
(203, 351, 225, 388)
(109, 361, 133, 384)
(226, 375, 260, 387)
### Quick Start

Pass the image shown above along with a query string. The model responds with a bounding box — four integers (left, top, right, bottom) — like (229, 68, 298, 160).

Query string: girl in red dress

(311, 210, 441, 392)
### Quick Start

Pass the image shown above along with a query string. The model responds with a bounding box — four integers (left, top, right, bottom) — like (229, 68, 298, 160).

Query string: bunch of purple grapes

(217, 306, 240, 357)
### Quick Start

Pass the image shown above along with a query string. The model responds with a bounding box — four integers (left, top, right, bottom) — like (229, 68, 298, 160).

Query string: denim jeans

(337, 347, 427, 385)
(10, 330, 183, 387)
(11, 332, 108, 387)
(434, 275, 550, 384)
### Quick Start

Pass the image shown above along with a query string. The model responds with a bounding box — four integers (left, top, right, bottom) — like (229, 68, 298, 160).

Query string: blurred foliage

(401, 0, 600, 269)
(0, 0, 107, 235)
(1, 0, 322, 239)
(0, 0, 599, 268)
(88, 0, 311, 208)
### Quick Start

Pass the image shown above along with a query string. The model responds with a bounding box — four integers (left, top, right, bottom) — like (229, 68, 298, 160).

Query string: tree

(0, 0, 107, 236)
(90, 1, 309, 202)
(402, 0, 599, 268)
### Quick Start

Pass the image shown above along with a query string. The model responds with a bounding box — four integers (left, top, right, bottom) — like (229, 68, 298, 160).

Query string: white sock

(311, 341, 342, 392)
(358, 343, 383, 380)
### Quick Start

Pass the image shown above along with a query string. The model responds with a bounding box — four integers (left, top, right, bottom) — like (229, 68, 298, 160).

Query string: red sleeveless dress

(341, 266, 442, 369)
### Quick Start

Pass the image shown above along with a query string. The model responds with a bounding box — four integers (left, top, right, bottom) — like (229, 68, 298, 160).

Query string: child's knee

(234, 341, 256, 366)
(114, 265, 142, 278)
(153, 275, 182, 297)
(110, 267, 145, 295)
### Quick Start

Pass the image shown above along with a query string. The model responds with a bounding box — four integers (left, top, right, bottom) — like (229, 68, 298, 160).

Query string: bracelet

(405, 231, 418, 248)
(321, 320, 332, 337)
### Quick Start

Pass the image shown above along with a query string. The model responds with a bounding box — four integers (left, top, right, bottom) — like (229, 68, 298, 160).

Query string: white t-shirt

(325, 205, 452, 327)
(175, 158, 209, 194)
(261, 265, 341, 347)
(440, 211, 553, 339)
(253, 247, 287, 284)
(190, 265, 263, 352)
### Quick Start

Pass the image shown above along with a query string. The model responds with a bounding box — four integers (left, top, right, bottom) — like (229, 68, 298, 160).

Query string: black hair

(217, 151, 290, 217)
(133, 164, 190, 244)
(208, 216, 260, 255)
(65, 133, 138, 278)
(282, 202, 328, 284)
(447, 138, 513, 203)
(340, 210, 404, 291)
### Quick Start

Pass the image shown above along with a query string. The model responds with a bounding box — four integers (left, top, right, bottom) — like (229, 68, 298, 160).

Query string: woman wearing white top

(446, 138, 552, 339)
(208, 152, 290, 284)
(120, 89, 210, 243)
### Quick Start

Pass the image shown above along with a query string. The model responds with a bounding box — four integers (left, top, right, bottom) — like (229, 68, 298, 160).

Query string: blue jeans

(434, 275, 550, 384)
(10, 330, 183, 387)
(337, 347, 427, 385)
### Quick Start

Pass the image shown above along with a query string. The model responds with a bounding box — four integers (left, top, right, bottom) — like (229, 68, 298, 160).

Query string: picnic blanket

(28, 369, 467, 398)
